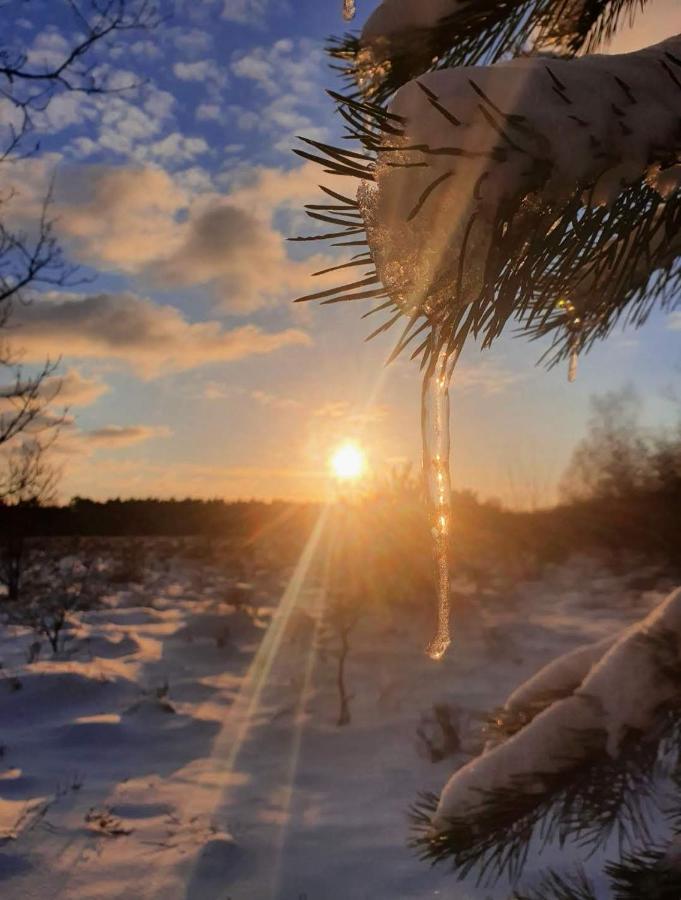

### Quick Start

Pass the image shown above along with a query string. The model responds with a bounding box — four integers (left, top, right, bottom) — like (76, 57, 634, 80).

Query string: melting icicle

(568, 348, 578, 382)
(558, 298, 580, 383)
(422, 339, 456, 661)
(343, 0, 356, 21)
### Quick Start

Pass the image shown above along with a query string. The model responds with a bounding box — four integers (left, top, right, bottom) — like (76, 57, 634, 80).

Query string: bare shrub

(321, 595, 361, 727)
(110, 540, 146, 584)
(416, 703, 461, 763)
(7, 546, 104, 654)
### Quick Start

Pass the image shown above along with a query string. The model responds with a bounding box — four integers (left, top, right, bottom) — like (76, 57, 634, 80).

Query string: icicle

(558, 298, 580, 383)
(343, 0, 356, 21)
(422, 336, 456, 660)
(568, 347, 578, 382)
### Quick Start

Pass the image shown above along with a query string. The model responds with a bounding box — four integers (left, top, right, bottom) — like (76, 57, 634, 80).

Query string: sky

(1, 0, 680, 507)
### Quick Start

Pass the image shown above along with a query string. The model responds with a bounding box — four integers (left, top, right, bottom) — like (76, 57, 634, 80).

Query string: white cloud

(173, 28, 213, 57)
(229, 39, 329, 150)
(173, 60, 228, 89)
(667, 311, 681, 331)
(145, 132, 209, 164)
(196, 103, 222, 122)
(26, 27, 70, 70)
(231, 39, 322, 98)
(127, 39, 164, 60)
(221, 0, 270, 24)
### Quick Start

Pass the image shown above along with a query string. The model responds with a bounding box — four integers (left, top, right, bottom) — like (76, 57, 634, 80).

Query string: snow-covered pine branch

(296, 36, 681, 373)
(411, 588, 681, 884)
(329, 0, 649, 104)
(513, 842, 681, 898)
(484, 633, 616, 751)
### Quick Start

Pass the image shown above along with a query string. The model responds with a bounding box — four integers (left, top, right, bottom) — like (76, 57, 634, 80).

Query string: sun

(330, 441, 366, 481)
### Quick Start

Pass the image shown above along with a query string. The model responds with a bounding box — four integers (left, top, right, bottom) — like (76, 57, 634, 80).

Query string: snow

(585, 586, 681, 755)
(360, 36, 681, 316)
(505, 633, 617, 712)
(0, 544, 675, 898)
(435, 586, 681, 829)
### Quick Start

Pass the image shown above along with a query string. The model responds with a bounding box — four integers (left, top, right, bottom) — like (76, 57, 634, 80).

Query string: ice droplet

(343, 0, 356, 20)
(422, 339, 456, 660)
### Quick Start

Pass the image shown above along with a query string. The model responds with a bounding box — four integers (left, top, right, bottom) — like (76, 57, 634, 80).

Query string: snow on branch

(295, 37, 681, 374)
(329, 0, 649, 105)
(410, 588, 681, 884)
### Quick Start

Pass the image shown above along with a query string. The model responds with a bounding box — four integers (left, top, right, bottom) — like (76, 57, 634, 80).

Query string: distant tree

(559, 388, 647, 501)
(0, 436, 60, 604)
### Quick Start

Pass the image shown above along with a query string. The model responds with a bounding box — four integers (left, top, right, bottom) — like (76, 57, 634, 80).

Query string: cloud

(49, 161, 338, 312)
(55, 165, 187, 270)
(221, 0, 271, 24)
(48, 421, 172, 459)
(3, 159, 339, 314)
(145, 133, 209, 164)
(0, 368, 107, 429)
(229, 39, 330, 150)
(201, 381, 230, 400)
(58, 457, 325, 502)
(453, 361, 526, 395)
(173, 59, 228, 90)
(172, 28, 213, 57)
(11, 292, 311, 378)
(41, 368, 109, 407)
(667, 312, 681, 331)
(144, 200, 323, 312)
(196, 103, 222, 122)
(313, 401, 390, 423)
(251, 389, 301, 409)
(47, 76, 178, 162)
(231, 39, 319, 98)
(172, 51, 229, 105)
(82, 425, 171, 447)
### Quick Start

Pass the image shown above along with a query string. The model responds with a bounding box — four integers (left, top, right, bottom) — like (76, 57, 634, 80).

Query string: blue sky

(3, 0, 681, 506)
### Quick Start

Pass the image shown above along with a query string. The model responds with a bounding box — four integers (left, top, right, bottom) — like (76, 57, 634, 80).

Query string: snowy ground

(0, 541, 676, 899)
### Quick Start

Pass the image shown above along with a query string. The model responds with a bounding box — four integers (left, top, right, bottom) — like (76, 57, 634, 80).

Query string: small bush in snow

(6, 548, 104, 654)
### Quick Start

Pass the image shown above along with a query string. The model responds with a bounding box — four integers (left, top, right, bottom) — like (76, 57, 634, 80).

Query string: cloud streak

(82, 425, 172, 447)
(11, 292, 311, 377)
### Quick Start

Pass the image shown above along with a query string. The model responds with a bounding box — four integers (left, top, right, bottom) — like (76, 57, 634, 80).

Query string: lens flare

(330, 441, 366, 481)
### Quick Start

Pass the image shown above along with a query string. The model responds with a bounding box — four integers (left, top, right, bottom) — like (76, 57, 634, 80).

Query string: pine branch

(510, 845, 681, 899)
(606, 846, 681, 900)
(512, 868, 598, 900)
(294, 41, 681, 375)
(329, 0, 649, 105)
(408, 622, 681, 885)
